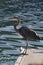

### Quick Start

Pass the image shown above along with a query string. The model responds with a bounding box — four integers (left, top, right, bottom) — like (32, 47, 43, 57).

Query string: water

(0, 0, 43, 65)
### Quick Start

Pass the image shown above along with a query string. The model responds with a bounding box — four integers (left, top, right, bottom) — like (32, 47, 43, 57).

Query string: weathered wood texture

(15, 49, 43, 65)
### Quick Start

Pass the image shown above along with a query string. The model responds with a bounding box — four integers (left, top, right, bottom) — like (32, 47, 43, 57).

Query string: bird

(8, 17, 40, 54)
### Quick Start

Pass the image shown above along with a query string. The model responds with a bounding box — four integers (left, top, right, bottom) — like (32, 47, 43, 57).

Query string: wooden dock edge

(14, 48, 43, 65)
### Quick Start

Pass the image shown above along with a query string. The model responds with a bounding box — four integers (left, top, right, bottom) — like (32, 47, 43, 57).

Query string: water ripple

(0, 0, 43, 65)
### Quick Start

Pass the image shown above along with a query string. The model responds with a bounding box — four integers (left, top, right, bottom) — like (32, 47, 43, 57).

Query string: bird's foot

(20, 47, 28, 55)
(22, 48, 28, 55)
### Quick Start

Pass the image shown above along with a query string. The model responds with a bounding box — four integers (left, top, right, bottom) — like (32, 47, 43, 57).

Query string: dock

(15, 48, 43, 65)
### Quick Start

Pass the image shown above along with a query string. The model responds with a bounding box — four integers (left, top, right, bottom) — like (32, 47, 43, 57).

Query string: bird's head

(8, 17, 20, 26)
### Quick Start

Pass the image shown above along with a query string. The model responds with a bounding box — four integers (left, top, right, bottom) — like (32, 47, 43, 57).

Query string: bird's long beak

(8, 18, 22, 22)
(8, 18, 17, 21)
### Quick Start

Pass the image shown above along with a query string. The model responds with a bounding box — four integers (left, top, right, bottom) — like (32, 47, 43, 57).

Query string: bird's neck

(14, 25, 19, 33)
(14, 20, 19, 33)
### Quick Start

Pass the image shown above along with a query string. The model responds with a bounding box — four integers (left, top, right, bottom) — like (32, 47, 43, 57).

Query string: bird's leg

(24, 40, 28, 54)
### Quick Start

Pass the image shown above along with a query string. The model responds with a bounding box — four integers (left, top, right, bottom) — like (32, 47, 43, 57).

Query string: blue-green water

(0, 0, 43, 65)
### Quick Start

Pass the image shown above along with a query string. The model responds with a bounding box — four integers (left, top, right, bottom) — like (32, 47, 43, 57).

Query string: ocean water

(0, 0, 43, 65)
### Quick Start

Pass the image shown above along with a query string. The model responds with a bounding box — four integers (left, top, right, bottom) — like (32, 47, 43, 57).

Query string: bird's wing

(19, 26, 40, 40)
(19, 26, 36, 38)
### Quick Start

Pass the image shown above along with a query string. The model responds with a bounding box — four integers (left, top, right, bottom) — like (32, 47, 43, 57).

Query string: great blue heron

(8, 17, 40, 54)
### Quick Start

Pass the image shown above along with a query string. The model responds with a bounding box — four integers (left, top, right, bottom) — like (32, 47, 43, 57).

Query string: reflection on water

(0, 0, 43, 65)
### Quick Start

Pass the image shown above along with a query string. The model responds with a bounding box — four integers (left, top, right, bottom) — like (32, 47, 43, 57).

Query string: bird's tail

(34, 35, 40, 40)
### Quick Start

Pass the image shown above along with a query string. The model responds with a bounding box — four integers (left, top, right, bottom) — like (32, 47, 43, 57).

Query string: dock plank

(15, 49, 43, 65)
